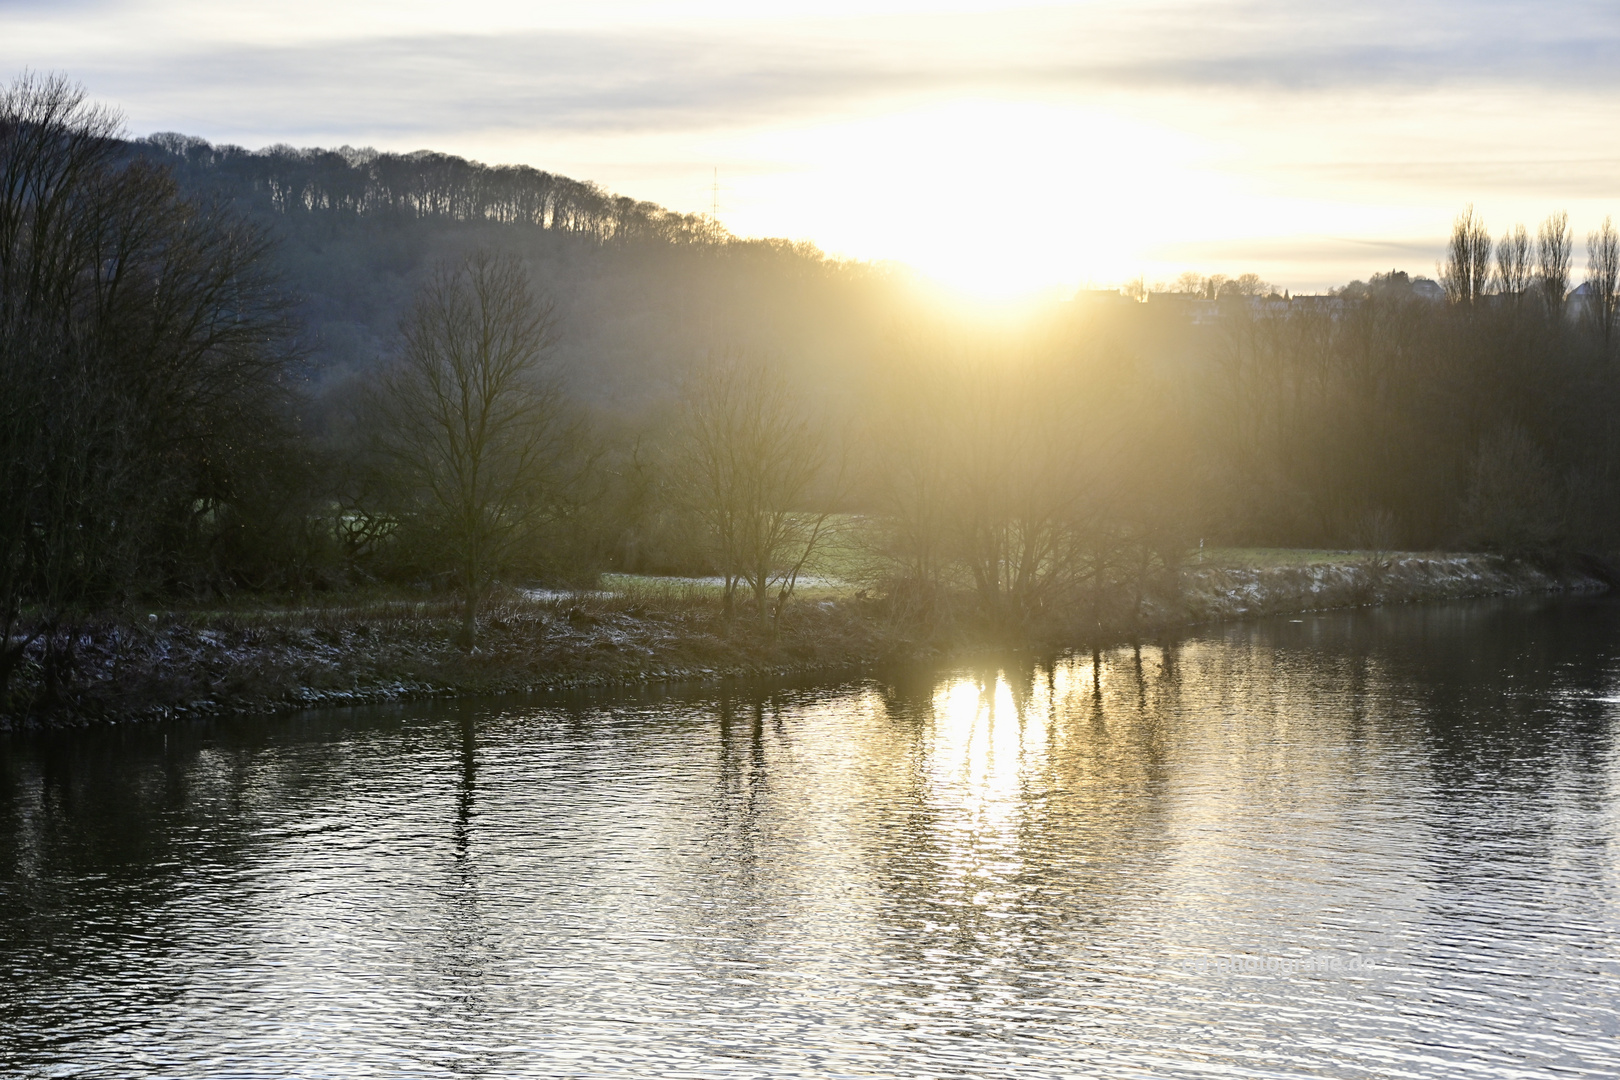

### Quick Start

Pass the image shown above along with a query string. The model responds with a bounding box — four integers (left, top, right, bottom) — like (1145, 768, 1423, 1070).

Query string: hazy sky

(7, 0, 1620, 296)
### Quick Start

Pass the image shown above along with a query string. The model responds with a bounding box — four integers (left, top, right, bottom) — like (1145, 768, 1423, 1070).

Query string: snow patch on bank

(1172, 553, 1604, 624)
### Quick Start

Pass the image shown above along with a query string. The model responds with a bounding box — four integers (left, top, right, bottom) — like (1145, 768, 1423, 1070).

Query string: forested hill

(130, 135, 911, 412)
(139, 133, 716, 241)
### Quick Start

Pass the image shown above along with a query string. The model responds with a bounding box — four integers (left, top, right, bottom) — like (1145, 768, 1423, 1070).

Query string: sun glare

(720, 99, 1206, 301)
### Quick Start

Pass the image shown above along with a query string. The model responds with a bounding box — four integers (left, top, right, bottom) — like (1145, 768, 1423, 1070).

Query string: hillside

(133, 135, 920, 414)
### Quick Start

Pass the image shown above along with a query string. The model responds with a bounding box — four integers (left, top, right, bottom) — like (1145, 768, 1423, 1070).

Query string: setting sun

(719, 99, 1205, 298)
(8, 4, 1620, 1078)
(7, 2, 1620, 293)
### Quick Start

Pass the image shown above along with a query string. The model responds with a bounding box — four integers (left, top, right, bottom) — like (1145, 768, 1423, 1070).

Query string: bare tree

(946, 360, 1099, 627)
(372, 252, 567, 644)
(676, 358, 833, 627)
(0, 74, 294, 706)
(1586, 216, 1620, 358)
(0, 327, 51, 700)
(1495, 224, 1533, 299)
(1537, 211, 1572, 318)
(1220, 272, 1273, 298)
(0, 74, 129, 680)
(863, 356, 954, 619)
(1439, 204, 1492, 306)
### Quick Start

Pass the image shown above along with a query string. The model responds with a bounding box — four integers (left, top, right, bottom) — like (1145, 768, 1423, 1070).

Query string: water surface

(3, 597, 1618, 1078)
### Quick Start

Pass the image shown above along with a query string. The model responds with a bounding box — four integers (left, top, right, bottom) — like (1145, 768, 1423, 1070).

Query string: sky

(6, 0, 1620, 298)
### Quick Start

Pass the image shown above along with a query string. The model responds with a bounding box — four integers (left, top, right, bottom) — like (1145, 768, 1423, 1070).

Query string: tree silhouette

(372, 252, 568, 645)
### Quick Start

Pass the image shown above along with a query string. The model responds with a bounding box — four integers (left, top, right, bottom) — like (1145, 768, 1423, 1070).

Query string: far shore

(2, 550, 1610, 730)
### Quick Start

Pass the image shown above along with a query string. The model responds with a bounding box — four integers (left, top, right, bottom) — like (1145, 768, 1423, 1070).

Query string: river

(3, 596, 1617, 1078)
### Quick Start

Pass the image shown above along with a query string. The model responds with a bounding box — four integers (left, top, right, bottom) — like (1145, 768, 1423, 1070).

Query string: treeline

(1201, 207, 1620, 551)
(0, 76, 860, 712)
(131, 123, 878, 420)
(856, 334, 1194, 636)
(7, 76, 1620, 712)
(141, 132, 719, 244)
(1, 77, 299, 698)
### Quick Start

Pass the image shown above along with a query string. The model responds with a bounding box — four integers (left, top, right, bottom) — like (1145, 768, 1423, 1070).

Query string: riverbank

(1, 551, 1608, 728)
(1175, 549, 1611, 622)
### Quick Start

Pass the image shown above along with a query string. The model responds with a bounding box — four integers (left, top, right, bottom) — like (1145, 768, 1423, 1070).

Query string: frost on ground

(2, 554, 1606, 727)
(0, 590, 884, 727)
(1173, 553, 1605, 624)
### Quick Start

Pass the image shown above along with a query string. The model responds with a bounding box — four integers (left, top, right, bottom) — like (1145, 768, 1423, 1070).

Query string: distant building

(1145, 291, 1222, 323)
(1567, 281, 1593, 317)
(1069, 288, 1132, 305)
(1140, 271, 1439, 325)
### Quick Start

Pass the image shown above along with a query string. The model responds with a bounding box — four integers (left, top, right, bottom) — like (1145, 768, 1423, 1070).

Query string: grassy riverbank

(1, 551, 1608, 728)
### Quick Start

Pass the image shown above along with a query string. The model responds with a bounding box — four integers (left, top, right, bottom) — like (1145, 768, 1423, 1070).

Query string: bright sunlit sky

(6, 0, 1620, 298)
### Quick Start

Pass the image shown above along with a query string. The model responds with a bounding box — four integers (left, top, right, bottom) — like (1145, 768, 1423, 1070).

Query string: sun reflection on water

(924, 672, 1048, 914)
(7, 601, 1620, 1078)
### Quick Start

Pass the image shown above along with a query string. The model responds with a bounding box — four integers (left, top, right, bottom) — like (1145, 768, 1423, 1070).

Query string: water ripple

(3, 596, 1618, 1078)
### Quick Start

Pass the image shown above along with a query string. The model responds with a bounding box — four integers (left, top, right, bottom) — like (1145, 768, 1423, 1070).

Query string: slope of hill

(134, 135, 918, 414)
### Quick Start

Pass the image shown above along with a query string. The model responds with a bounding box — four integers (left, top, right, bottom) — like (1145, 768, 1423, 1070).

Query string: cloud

(69, 32, 897, 140)
(1287, 157, 1620, 201)
(14, 0, 1620, 145)
(0, 0, 110, 9)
